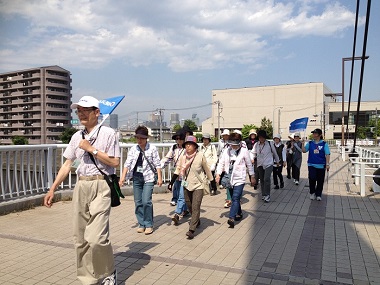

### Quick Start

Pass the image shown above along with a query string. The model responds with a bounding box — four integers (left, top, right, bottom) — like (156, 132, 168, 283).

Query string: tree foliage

(259, 117, 273, 138)
(241, 124, 259, 140)
(12, 136, 28, 145)
(59, 128, 78, 143)
(183, 120, 198, 132)
(172, 124, 182, 133)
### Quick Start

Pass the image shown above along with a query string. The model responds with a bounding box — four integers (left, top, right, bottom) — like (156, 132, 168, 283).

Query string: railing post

(341, 146, 345, 161)
(354, 158, 360, 185)
(46, 145, 57, 190)
(360, 162, 366, 197)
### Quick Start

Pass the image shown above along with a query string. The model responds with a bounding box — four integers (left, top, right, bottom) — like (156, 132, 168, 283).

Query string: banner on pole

(289, 117, 309, 133)
(88, 95, 125, 138)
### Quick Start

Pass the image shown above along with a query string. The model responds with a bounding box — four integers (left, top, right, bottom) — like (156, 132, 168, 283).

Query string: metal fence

(348, 146, 380, 196)
(0, 143, 218, 202)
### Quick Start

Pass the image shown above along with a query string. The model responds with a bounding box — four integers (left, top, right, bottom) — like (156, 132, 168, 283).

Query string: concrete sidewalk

(1, 149, 380, 285)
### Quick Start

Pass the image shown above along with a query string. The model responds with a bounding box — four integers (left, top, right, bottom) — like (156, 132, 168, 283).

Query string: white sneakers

(264, 195, 270, 203)
(102, 270, 117, 285)
(170, 201, 177, 206)
(310, 193, 322, 201)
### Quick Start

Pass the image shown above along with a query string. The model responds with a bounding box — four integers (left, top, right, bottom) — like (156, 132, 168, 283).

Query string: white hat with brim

(70, 96, 99, 109)
(273, 134, 281, 139)
(221, 129, 230, 136)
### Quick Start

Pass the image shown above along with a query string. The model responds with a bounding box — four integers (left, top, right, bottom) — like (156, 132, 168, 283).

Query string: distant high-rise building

(110, 114, 118, 129)
(170, 113, 180, 127)
(192, 113, 200, 126)
(0, 65, 72, 144)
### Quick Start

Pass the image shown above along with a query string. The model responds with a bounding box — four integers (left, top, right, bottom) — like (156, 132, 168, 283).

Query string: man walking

(44, 96, 120, 285)
(251, 130, 280, 203)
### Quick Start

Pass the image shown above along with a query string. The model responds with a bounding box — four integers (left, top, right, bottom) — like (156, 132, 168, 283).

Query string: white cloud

(0, 0, 357, 72)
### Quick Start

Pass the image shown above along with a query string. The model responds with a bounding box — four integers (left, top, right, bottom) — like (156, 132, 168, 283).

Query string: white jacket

(216, 147, 254, 187)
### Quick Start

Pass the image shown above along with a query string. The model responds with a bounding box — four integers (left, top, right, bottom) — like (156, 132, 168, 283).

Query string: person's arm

(152, 148, 163, 186)
(202, 155, 214, 181)
(325, 143, 331, 171)
(160, 146, 174, 168)
(303, 142, 310, 153)
(44, 159, 73, 208)
(79, 139, 119, 168)
(293, 141, 303, 153)
(281, 145, 287, 167)
(119, 166, 129, 187)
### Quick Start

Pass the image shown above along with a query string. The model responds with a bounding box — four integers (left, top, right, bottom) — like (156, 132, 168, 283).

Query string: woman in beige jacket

(168, 136, 214, 239)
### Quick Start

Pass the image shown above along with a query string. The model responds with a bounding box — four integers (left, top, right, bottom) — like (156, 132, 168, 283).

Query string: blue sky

(0, 0, 379, 127)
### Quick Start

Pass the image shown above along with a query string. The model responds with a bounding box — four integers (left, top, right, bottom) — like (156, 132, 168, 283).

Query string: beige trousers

(73, 179, 115, 285)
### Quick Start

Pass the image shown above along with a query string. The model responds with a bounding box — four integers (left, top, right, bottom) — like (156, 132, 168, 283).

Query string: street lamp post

(273, 107, 283, 135)
(341, 56, 369, 146)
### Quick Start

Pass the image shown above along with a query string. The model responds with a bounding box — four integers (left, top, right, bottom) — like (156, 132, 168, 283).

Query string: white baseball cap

(221, 129, 230, 136)
(70, 96, 99, 109)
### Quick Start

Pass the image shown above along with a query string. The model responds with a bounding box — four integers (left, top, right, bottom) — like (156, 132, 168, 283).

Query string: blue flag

(88, 95, 125, 138)
(99, 95, 125, 117)
(289, 117, 309, 133)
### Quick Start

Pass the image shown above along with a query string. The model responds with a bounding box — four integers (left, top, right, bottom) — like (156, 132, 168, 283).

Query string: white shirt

(216, 147, 254, 187)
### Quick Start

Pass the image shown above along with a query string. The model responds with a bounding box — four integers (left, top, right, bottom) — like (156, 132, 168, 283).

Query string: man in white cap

(44, 96, 120, 285)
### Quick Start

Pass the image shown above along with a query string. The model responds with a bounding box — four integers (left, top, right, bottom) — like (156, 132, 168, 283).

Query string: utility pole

(214, 101, 222, 138)
(158, 108, 163, 143)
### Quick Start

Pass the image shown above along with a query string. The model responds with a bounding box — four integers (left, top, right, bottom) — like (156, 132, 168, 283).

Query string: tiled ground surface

(0, 148, 380, 285)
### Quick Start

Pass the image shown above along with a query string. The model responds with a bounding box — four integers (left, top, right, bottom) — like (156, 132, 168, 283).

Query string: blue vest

(307, 141, 326, 165)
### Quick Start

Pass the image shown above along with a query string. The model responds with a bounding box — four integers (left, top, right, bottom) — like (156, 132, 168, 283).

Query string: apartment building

(0, 65, 72, 144)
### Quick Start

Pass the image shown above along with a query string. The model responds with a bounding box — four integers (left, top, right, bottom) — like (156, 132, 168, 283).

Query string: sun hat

(172, 130, 185, 140)
(257, 130, 268, 139)
(202, 133, 211, 140)
(232, 129, 242, 135)
(221, 129, 230, 136)
(182, 136, 199, 148)
(228, 133, 242, 146)
(294, 132, 301, 138)
(135, 126, 149, 139)
(311, 128, 322, 135)
(273, 134, 281, 139)
(249, 129, 257, 136)
(70, 96, 99, 109)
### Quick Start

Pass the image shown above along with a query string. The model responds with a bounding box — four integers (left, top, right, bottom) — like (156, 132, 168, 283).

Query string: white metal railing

(348, 146, 380, 196)
(0, 142, 218, 202)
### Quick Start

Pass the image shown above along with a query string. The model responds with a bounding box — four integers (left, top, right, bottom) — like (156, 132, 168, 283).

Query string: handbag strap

(81, 130, 110, 182)
(138, 145, 157, 174)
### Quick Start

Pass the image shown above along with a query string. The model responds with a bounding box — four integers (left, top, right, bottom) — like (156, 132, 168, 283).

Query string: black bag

(104, 174, 125, 207)
(221, 171, 232, 189)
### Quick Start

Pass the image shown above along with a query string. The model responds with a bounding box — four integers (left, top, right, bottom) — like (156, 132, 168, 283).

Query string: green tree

(259, 117, 273, 138)
(59, 127, 78, 143)
(172, 124, 182, 133)
(356, 126, 370, 139)
(241, 124, 259, 140)
(12, 136, 28, 145)
(183, 120, 198, 132)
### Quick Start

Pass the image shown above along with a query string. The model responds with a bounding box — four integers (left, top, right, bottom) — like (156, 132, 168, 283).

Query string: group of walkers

(43, 95, 331, 285)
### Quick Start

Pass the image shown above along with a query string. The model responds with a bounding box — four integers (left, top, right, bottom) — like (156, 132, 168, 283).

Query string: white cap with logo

(70, 96, 99, 109)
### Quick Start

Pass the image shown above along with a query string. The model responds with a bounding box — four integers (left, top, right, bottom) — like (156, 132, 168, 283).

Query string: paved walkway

(1, 149, 380, 285)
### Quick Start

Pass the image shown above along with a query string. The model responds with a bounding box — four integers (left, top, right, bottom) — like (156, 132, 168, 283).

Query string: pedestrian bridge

(0, 143, 379, 214)
(0, 148, 380, 284)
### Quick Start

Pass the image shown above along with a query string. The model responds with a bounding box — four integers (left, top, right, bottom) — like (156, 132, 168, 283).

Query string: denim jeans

(175, 182, 187, 214)
(229, 183, 244, 219)
(171, 179, 180, 203)
(133, 176, 154, 228)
